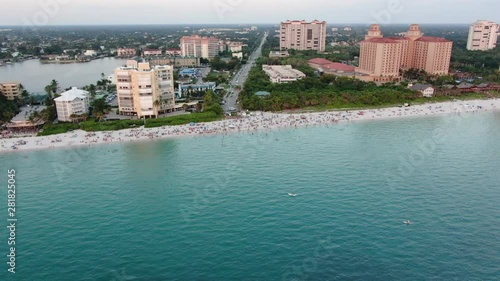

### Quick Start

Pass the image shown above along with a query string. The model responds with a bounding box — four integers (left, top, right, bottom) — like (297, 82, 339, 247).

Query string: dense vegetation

(239, 59, 420, 111)
(210, 56, 241, 72)
(0, 83, 34, 124)
(0, 95, 20, 123)
(451, 48, 500, 82)
(79, 112, 220, 131)
(37, 123, 80, 136)
(204, 72, 230, 85)
(37, 112, 222, 136)
(0, 25, 263, 62)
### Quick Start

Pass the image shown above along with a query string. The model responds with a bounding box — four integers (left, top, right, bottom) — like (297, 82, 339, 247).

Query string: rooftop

(54, 87, 89, 102)
(457, 82, 475, 89)
(363, 38, 401, 44)
(181, 35, 219, 40)
(255, 91, 271, 96)
(308, 58, 355, 72)
(410, 84, 433, 91)
(472, 20, 498, 25)
(308, 58, 333, 66)
(415, 36, 452, 43)
(179, 82, 216, 89)
(11, 105, 47, 123)
(281, 20, 326, 24)
(262, 65, 306, 81)
(321, 62, 355, 72)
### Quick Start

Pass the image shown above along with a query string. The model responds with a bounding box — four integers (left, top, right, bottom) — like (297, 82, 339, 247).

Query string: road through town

(223, 32, 268, 112)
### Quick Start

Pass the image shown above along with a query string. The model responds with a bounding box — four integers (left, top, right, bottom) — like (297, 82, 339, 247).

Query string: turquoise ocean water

(1, 111, 500, 280)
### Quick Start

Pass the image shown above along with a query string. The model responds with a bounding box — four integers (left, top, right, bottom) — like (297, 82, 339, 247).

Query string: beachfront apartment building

(54, 87, 90, 122)
(279, 20, 327, 52)
(218, 41, 247, 53)
(357, 24, 452, 82)
(226, 42, 245, 53)
(148, 57, 201, 68)
(409, 83, 435, 97)
(180, 35, 219, 59)
(467, 20, 499, 51)
(115, 60, 175, 118)
(84, 50, 97, 56)
(143, 49, 162, 56)
(117, 48, 137, 57)
(232, 52, 243, 60)
(0, 82, 21, 100)
(262, 65, 306, 83)
(166, 49, 182, 56)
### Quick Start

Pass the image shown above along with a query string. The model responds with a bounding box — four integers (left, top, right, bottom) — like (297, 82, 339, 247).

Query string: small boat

(404, 220, 412, 225)
(288, 193, 297, 197)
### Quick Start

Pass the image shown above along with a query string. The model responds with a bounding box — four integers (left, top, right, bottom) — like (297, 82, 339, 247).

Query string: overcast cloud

(0, 0, 498, 26)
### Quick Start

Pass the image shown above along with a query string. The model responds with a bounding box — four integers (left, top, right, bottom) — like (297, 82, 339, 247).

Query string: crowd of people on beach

(0, 99, 498, 153)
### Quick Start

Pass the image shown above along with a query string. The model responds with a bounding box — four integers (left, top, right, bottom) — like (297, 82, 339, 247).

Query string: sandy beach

(1, 99, 499, 154)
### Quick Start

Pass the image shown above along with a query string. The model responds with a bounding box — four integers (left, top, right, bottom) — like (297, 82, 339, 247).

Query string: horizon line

(0, 22, 477, 27)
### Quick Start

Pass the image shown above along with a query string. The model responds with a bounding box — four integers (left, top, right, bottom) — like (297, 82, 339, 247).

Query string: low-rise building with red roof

(308, 58, 355, 76)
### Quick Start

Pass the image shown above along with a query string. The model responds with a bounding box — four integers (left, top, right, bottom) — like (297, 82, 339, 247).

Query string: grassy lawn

(37, 112, 223, 136)
(38, 123, 80, 136)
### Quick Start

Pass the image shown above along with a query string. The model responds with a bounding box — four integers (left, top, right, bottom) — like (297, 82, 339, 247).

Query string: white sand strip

(1, 99, 499, 154)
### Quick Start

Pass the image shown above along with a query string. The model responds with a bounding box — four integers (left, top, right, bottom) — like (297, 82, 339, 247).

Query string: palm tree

(87, 84, 97, 98)
(186, 86, 193, 102)
(50, 79, 59, 94)
(19, 84, 29, 104)
(28, 115, 35, 126)
(95, 111, 104, 122)
(31, 111, 41, 123)
(3, 111, 15, 122)
(69, 114, 77, 124)
(153, 99, 160, 118)
(44, 79, 59, 99)
(44, 85, 53, 99)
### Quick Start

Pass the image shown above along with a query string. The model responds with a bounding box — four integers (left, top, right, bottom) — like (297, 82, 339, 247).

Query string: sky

(1, 0, 499, 26)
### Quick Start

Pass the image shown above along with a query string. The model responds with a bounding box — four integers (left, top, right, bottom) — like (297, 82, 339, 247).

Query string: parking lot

(106, 93, 118, 107)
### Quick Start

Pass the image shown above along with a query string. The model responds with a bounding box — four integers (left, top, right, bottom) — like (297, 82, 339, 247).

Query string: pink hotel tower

(357, 24, 453, 82)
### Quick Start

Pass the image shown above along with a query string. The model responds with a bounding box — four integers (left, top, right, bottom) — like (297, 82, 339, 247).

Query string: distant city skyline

(1, 0, 499, 26)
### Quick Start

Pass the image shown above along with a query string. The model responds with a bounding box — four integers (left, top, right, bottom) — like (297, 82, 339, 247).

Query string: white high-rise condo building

(280, 20, 327, 52)
(54, 87, 90, 122)
(467, 20, 499, 51)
